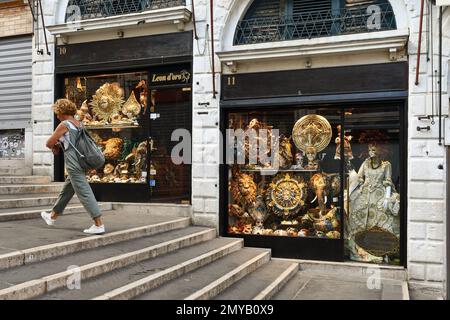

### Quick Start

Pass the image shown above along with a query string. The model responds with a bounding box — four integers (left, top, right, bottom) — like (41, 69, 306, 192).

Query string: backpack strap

(67, 137, 86, 159)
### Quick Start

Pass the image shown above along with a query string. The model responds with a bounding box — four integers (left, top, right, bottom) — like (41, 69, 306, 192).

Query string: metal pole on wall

(210, 0, 216, 99)
(415, 0, 425, 85)
(438, 5, 442, 146)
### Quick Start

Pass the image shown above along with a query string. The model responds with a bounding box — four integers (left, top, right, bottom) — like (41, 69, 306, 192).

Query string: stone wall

(406, 2, 449, 297)
(31, 0, 56, 177)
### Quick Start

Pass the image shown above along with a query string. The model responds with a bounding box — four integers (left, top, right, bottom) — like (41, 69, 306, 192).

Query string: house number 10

(58, 47, 67, 55)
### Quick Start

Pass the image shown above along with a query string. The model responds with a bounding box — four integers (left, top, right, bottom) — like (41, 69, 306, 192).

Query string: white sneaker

(83, 224, 105, 235)
(41, 211, 56, 226)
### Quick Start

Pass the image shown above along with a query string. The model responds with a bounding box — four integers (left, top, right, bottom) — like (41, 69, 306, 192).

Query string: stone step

(0, 226, 210, 291)
(0, 203, 113, 222)
(0, 194, 79, 210)
(0, 184, 64, 195)
(214, 261, 299, 300)
(284, 258, 408, 281)
(0, 167, 32, 176)
(0, 227, 216, 300)
(134, 248, 271, 300)
(0, 176, 51, 185)
(38, 238, 243, 300)
(272, 271, 408, 300)
(0, 215, 191, 269)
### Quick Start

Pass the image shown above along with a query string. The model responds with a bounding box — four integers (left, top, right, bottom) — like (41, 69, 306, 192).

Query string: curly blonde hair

(52, 99, 77, 116)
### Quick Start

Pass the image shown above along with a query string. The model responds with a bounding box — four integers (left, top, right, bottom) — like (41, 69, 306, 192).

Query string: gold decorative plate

(265, 173, 307, 219)
(292, 114, 332, 152)
(90, 83, 125, 121)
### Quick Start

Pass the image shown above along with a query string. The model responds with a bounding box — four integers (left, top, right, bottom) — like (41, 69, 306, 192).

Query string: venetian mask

(230, 171, 257, 208)
(306, 147, 317, 162)
(368, 145, 378, 158)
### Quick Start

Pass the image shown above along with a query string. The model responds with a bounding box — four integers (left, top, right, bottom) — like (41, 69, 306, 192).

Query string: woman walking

(41, 99, 106, 235)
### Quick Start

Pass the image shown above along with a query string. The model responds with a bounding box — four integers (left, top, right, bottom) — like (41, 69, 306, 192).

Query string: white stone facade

(32, 0, 450, 298)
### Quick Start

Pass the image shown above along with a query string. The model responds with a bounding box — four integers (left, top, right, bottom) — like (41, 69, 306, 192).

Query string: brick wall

(0, 4, 33, 38)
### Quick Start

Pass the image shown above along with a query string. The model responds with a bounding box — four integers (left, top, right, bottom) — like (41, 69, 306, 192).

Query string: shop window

(344, 106, 401, 265)
(225, 104, 402, 265)
(62, 67, 192, 204)
(65, 0, 186, 21)
(227, 108, 343, 240)
(234, 0, 397, 45)
(64, 72, 149, 185)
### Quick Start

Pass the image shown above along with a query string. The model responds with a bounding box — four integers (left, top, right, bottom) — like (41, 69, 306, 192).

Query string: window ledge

(217, 29, 409, 67)
(47, 6, 192, 37)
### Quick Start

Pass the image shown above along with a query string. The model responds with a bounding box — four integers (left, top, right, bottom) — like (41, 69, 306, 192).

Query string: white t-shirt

(59, 121, 77, 150)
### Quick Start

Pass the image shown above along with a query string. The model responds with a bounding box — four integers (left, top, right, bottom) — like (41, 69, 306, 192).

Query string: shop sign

(355, 227, 399, 257)
(151, 70, 191, 85)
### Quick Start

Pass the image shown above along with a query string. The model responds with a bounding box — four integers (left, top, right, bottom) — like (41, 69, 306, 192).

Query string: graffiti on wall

(0, 130, 25, 159)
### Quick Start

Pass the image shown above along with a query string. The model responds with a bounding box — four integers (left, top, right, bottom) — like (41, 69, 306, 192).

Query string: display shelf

(88, 182, 146, 185)
(241, 168, 319, 173)
(84, 124, 141, 130)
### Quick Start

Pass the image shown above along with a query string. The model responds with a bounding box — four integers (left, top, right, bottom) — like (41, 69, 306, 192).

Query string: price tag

(150, 113, 160, 120)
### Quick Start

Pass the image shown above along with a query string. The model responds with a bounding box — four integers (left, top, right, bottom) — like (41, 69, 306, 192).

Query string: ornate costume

(347, 157, 400, 263)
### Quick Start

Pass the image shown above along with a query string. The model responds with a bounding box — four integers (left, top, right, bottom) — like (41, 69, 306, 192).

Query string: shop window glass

(227, 108, 343, 239)
(344, 106, 401, 266)
(64, 72, 149, 184)
(226, 104, 402, 265)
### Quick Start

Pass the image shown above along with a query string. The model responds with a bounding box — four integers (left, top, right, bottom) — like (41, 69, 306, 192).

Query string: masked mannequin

(347, 143, 400, 263)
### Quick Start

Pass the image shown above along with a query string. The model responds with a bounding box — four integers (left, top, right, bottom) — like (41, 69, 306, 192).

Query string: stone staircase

(0, 170, 409, 300)
(0, 172, 299, 300)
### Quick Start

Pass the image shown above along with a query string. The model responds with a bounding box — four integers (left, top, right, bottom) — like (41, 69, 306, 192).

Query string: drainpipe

(191, 0, 199, 40)
(210, 0, 217, 99)
(415, 0, 425, 85)
(439, 5, 442, 146)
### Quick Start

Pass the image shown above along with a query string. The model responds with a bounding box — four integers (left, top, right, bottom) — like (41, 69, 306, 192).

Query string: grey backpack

(67, 122, 105, 170)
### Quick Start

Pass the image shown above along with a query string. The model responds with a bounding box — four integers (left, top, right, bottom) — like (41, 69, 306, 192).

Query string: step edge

(402, 281, 410, 300)
(0, 228, 216, 300)
(43, 228, 217, 294)
(185, 249, 272, 301)
(253, 262, 299, 301)
(0, 217, 191, 270)
(93, 239, 244, 300)
(0, 203, 113, 222)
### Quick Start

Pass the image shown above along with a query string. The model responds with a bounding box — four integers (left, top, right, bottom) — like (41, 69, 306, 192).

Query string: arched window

(234, 0, 397, 45)
(65, 0, 185, 22)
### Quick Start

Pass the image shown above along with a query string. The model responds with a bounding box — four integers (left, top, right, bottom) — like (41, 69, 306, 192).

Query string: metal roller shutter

(0, 35, 32, 130)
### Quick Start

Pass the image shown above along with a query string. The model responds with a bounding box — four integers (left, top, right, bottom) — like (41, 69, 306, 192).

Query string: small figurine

(304, 146, 320, 170)
(335, 125, 354, 161)
(136, 80, 148, 114)
(76, 100, 92, 124)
